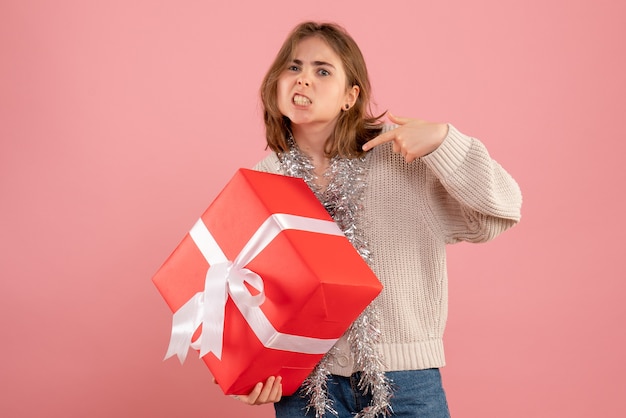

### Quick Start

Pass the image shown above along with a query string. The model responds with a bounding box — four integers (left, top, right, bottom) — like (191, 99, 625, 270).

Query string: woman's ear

(344, 85, 360, 110)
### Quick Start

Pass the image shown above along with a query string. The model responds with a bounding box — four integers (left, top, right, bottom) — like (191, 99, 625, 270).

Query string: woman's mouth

(293, 94, 311, 106)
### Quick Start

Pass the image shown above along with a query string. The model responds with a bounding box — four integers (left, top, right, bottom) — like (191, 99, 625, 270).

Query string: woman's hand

(215, 376, 283, 405)
(362, 113, 448, 163)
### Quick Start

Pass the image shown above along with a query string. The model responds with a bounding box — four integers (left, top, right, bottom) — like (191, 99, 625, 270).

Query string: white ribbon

(164, 213, 345, 363)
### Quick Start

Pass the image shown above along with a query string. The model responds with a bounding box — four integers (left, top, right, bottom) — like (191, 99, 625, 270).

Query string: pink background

(1, 0, 624, 417)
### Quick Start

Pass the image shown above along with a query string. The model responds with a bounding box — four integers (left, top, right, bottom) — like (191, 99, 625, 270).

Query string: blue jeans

(275, 369, 451, 417)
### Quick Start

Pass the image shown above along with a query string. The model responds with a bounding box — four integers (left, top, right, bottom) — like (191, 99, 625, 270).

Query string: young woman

(233, 21, 522, 417)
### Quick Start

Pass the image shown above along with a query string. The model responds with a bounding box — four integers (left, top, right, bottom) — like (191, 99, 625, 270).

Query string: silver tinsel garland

(278, 137, 393, 417)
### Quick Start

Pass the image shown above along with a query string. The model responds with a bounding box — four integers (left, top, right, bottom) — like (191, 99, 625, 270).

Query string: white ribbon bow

(164, 213, 345, 363)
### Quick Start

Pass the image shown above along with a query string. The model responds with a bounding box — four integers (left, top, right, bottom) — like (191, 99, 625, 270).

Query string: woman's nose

(297, 78, 309, 87)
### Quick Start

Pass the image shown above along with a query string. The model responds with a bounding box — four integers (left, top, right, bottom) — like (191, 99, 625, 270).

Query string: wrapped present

(152, 168, 382, 395)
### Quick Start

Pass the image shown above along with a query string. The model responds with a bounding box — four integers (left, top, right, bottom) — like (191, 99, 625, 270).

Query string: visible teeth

(293, 95, 311, 106)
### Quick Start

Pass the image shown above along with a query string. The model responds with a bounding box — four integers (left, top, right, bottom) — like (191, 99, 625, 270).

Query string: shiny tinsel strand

(300, 346, 338, 417)
(348, 308, 393, 418)
(279, 136, 392, 417)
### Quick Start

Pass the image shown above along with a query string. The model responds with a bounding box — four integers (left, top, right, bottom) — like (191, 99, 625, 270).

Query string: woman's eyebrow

(292, 59, 336, 69)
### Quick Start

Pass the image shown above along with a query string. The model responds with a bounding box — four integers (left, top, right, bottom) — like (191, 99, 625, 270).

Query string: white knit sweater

(253, 124, 522, 376)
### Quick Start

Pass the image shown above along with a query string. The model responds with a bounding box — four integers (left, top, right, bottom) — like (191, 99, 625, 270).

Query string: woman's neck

(291, 125, 332, 169)
(291, 125, 333, 187)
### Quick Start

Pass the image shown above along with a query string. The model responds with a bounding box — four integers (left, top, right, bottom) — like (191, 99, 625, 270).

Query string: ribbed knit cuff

(421, 124, 473, 180)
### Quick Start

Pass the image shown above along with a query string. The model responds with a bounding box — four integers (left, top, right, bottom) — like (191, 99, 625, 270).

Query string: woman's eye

(318, 69, 330, 76)
(288, 65, 300, 72)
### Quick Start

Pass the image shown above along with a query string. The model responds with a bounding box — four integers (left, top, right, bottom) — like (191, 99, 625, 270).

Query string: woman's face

(277, 36, 358, 135)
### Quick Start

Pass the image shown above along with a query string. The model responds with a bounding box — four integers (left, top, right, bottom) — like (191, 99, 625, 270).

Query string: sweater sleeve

(420, 124, 522, 244)
(252, 153, 282, 174)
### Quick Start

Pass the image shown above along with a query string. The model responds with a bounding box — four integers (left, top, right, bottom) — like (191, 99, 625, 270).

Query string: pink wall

(2, 0, 624, 417)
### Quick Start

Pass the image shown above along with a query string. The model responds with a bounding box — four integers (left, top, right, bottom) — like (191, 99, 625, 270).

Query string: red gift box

(152, 168, 382, 395)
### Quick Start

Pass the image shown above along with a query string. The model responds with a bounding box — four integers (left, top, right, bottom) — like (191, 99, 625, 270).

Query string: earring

(344, 104, 350, 110)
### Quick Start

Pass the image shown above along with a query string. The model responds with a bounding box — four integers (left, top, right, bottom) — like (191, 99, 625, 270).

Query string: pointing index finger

(362, 130, 394, 151)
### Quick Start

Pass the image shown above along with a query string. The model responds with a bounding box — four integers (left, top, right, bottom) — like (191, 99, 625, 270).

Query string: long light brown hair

(260, 21, 384, 158)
